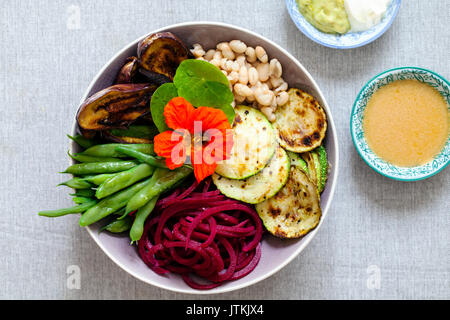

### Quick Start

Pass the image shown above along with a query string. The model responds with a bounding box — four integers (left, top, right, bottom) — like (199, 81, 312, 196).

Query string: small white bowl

(71, 22, 339, 294)
(286, 0, 402, 49)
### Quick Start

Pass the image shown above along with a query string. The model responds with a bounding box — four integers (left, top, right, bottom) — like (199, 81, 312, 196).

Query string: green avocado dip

(297, 0, 351, 34)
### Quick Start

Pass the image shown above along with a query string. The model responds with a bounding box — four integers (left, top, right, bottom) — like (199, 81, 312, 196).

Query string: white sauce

(344, 0, 391, 32)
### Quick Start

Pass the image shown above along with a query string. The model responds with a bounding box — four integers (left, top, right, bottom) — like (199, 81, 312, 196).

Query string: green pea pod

(82, 173, 119, 185)
(68, 151, 123, 163)
(70, 189, 96, 197)
(115, 146, 168, 169)
(81, 143, 154, 158)
(130, 196, 158, 243)
(79, 178, 152, 227)
(96, 163, 155, 199)
(100, 216, 133, 234)
(67, 134, 100, 149)
(126, 167, 192, 214)
(39, 200, 97, 218)
(58, 177, 93, 189)
(72, 196, 93, 205)
(62, 161, 138, 175)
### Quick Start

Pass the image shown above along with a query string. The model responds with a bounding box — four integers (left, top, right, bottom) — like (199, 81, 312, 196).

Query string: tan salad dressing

(363, 79, 449, 167)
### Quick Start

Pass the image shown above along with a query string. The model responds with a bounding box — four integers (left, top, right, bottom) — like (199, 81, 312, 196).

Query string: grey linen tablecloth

(0, 0, 448, 299)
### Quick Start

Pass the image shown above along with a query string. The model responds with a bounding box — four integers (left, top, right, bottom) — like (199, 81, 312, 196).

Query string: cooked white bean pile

(190, 41, 289, 122)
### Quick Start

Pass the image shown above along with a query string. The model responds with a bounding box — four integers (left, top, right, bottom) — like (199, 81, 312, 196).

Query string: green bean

(126, 167, 192, 214)
(82, 173, 119, 185)
(67, 134, 100, 149)
(58, 177, 93, 189)
(81, 143, 154, 158)
(62, 161, 138, 175)
(72, 196, 93, 205)
(39, 200, 97, 218)
(130, 196, 158, 243)
(68, 151, 123, 163)
(110, 125, 159, 139)
(70, 189, 96, 198)
(96, 163, 155, 199)
(115, 146, 168, 169)
(79, 178, 152, 227)
(99, 216, 133, 234)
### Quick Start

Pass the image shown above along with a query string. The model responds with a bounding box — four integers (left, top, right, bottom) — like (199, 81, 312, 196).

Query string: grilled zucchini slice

(255, 162, 321, 239)
(212, 146, 289, 204)
(274, 88, 327, 153)
(301, 145, 328, 193)
(287, 151, 309, 175)
(215, 105, 277, 179)
(316, 145, 328, 193)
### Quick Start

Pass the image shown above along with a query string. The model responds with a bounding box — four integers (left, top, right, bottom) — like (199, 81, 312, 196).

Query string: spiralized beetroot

(137, 178, 263, 290)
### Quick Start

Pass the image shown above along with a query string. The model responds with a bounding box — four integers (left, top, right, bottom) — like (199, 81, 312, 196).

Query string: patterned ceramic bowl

(285, 0, 401, 49)
(351, 67, 450, 181)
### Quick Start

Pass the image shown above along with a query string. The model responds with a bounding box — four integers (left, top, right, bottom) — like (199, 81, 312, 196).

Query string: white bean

(248, 67, 259, 86)
(256, 63, 270, 82)
(221, 70, 228, 77)
(277, 91, 289, 106)
(204, 49, 216, 61)
(231, 61, 240, 72)
(235, 94, 246, 103)
(228, 71, 239, 84)
(236, 54, 246, 67)
(274, 81, 288, 93)
(270, 76, 284, 88)
(238, 66, 248, 85)
(255, 46, 268, 63)
(234, 83, 253, 97)
(210, 59, 221, 68)
(255, 88, 274, 106)
(245, 47, 257, 63)
(213, 50, 223, 60)
(191, 43, 205, 58)
(229, 40, 247, 53)
(261, 107, 276, 122)
(269, 58, 282, 78)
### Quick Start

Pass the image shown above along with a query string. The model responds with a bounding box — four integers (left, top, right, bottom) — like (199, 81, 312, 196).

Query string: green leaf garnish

(150, 83, 179, 132)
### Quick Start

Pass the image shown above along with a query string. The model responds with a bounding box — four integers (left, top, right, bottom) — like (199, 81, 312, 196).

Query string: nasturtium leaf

(174, 60, 235, 123)
(150, 83, 178, 132)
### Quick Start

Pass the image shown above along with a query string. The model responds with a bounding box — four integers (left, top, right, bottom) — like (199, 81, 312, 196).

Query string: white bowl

(71, 22, 339, 294)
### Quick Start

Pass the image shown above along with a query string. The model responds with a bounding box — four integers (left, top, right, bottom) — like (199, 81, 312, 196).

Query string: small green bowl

(350, 67, 450, 181)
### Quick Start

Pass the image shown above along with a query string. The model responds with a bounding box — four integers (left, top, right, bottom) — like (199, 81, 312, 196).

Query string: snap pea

(68, 151, 123, 163)
(82, 173, 119, 185)
(115, 146, 168, 169)
(62, 161, 138, 175)
(126, 167, 192, 214)
(58, 177, 93, 189)
(39, 200, 97, 218)
(70, 189, 96, 198)
(130, 196, 158, 243)
(67, 134, 100, 149)
(72, 196, 93, 205)
(81, 143, 154, 158)
(79, 178, 152, 227)
(100, 216, 133, 234)
(96, 163, 155, 199)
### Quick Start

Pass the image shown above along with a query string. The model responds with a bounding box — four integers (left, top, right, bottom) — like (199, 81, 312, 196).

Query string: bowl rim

(285, 0, 402, 49)
(350, 66, 450, 181)
(71, 21, 340, 294)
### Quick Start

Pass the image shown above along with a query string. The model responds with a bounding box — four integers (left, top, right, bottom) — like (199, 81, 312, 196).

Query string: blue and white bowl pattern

(351, 67, 450, 181)
(286, 0, 402, 49)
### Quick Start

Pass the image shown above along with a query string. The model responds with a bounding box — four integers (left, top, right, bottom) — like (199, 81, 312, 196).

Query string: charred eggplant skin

(137, 32, 189, 80)
(115, 56, 139, 84)
(76, 83, 157, 132)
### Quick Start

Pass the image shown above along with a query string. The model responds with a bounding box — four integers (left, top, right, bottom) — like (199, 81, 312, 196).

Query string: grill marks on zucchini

(215, 105, 277, 179)
(274, 88, 327, 153)
(212, 146, 290, 204)
(255, 159, 321, 239)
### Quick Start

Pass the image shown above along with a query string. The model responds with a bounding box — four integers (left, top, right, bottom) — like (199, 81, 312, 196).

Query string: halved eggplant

(137, 32, 189, 80)
(77, 83, 157, 132)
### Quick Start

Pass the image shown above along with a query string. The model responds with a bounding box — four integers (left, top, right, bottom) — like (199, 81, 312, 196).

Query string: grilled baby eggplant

(137, 32, 189, 80)
(77, 83, 158, 132)
(115, 57, 140, 84)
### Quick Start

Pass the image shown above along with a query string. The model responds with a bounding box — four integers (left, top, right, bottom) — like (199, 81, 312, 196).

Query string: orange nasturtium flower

(154, 97, 233, 182)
